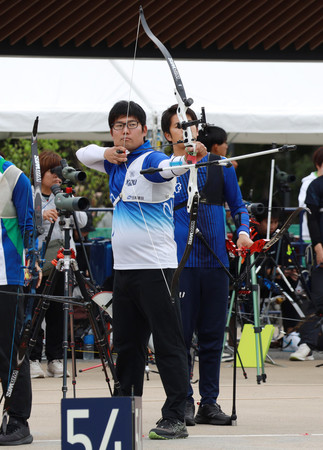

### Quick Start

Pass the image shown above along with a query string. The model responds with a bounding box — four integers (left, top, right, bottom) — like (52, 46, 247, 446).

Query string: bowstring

(121, 13, 172, 298)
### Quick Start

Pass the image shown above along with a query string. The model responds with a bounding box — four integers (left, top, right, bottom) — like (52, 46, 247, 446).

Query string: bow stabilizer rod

(140, 144, 297, 175)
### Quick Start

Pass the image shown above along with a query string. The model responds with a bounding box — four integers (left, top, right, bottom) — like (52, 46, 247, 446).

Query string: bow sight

(177, 107, 208, 131)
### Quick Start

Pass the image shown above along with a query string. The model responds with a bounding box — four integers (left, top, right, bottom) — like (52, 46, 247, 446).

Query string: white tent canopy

(1, 57, 323, 145)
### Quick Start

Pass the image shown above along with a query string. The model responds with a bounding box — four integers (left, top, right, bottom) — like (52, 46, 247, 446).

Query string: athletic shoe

(184, 401, 195, 426)
(47, 359, 70, 378)
(149, 418, 188, 440)
(289, 343, 314, 361)
(0, 418, 33, 446)
(221, 351, 234, 362)
(195, 403, 232, 425)
(30, 360, 45, 379)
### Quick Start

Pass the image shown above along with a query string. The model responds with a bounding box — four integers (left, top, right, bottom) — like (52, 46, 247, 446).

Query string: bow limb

(26, 116, 43, 319)
(31, 117, 43, 236)
(139, 6, 198, 213)
(139, 7, 203, 298)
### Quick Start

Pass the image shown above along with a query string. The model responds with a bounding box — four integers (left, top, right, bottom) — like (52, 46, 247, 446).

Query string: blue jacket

(174, 155, 249, 268)
(0, 157, 34, 285)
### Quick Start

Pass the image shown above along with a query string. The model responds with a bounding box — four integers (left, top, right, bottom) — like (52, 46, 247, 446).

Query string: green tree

(0, 138, 112, 207)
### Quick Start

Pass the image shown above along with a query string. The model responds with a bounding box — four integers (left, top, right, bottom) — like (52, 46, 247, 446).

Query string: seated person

(250, 202, 305, 334)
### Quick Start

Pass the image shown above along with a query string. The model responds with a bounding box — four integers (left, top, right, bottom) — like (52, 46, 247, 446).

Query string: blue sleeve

(223, 166, 250, 234)
(12, 172, 34, 236)
(104, 159, 113, 174)
(142, 151, 172, 183)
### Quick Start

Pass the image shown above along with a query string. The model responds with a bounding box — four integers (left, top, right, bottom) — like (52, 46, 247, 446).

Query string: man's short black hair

(108, 100, 146, 129)
(313, 146, 323, 168)
(198, 126, 227, 151)
(161, 104, 197, 139)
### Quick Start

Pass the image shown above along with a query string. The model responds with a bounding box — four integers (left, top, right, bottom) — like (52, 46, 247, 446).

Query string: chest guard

(114, 152, 176, 205)
(0, 164, 22, 218)
(200, 153, 224, 205)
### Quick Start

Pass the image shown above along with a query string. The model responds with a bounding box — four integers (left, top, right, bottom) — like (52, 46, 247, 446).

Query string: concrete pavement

(18, 349, 323, 449)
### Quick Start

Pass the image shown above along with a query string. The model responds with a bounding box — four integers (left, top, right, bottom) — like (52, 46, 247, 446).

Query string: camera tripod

(29, 207, 119, 398)
(224, 252, 267, 380)
(256, 238, 308, 335)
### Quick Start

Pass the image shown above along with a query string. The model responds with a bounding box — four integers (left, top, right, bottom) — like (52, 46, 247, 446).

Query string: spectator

(29, 151, 87, 379)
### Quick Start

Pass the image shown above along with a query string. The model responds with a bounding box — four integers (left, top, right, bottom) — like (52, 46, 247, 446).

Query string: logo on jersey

(163, 201, 173, 219)
(175, 182, 182, 194)
(125, 178, 137, 187)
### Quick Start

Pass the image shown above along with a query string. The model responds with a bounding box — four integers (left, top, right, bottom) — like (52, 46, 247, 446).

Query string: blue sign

(61, 397, 142, 449)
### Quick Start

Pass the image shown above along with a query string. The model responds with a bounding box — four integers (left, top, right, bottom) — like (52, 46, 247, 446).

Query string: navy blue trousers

(179, 267, 229, 405)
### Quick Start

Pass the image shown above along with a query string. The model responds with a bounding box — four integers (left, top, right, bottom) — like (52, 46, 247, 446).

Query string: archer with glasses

(76, 100, 207, 440)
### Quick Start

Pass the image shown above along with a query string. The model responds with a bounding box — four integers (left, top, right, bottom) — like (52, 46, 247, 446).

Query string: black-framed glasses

(112, 120, 139, 131)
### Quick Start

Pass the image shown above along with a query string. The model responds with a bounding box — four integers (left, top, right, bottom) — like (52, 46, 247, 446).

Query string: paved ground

(15, 348, 323, 449)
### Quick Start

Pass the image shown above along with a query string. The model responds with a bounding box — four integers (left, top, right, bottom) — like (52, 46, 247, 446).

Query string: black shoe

(195, 403, 232, 425)
(0, 418, 33, 446)
(185, 401, 195, 426)
(149, 418, 188, 440)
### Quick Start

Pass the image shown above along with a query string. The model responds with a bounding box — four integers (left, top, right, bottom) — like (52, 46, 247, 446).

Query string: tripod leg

(250, 254, 266, 384)
(61, 265, 72, 399)
(223, 258, 242, 354)
(29, 267, 58, 356)
(223, 289, 236, 354)
(69, 304, 77, 397)
(72, 264, 120, 395)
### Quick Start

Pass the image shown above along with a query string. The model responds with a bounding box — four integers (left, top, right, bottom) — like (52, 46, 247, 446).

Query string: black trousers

(29, 273, 64, 362)
(113, 269, 188, 421)
(299, 265, 323, 348)
(0, 285, 32, 423)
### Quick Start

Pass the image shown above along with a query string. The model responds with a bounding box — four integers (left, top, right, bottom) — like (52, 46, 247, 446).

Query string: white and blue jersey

(77, 141, 178, 270)
(174, 154, 249, 268)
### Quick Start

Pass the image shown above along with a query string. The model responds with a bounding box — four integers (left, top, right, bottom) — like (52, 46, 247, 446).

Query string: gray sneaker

(149, 418, 188, 440)
(0, 418, 33, 446)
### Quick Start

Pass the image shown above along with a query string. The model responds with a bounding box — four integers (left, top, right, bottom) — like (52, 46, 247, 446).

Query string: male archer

(161, 105, 253, 426)
(0, 153, 42, 446)
(76, 100, 207, 440)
